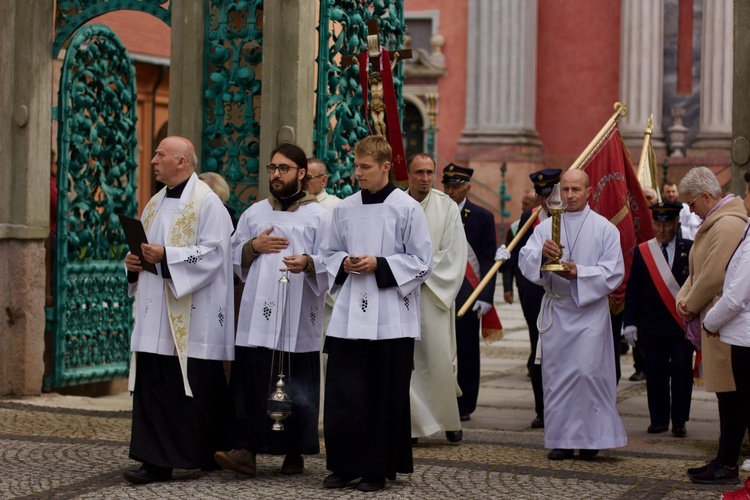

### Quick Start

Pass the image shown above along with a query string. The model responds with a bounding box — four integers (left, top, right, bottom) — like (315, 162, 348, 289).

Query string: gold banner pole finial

(636, 114, 654, 182)
(569, 102, 627, 171)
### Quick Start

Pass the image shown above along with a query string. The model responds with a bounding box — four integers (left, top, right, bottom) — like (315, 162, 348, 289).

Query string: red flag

(582, 127, 654, 313)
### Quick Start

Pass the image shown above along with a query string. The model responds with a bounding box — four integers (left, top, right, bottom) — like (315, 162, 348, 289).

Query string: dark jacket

(457, 199, 497, 305)
(623, 236, 693, 337)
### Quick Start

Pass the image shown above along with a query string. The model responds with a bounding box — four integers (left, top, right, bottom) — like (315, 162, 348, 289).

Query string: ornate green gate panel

(203, 0, 264, 214)
(314, 0, 406, 198)
(53, 0, 171, 57)
(47, 24, 139, 389)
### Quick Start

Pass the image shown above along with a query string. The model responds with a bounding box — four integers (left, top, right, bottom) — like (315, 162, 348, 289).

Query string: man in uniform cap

(622, 202, 694, 437)
(442, 163, 499, 421)
(496, 168, 562, 429)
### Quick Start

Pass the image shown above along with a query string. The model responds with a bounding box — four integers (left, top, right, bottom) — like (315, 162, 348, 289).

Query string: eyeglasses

(687, 193, 703, 208)
(305, 174, 326, 180)
(266, 164, 300, 174)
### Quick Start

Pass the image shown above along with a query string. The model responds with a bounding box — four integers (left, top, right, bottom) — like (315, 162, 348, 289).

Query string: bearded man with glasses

(215, 143, 332, 478)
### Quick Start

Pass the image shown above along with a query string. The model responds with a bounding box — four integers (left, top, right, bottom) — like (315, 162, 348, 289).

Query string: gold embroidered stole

(131, 178, 212, 397)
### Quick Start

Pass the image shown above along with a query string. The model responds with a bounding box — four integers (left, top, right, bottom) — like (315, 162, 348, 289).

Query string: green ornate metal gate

(46, 25, 140, 389)
(202, 0, 265, 215)
(314, 0, 406, 198)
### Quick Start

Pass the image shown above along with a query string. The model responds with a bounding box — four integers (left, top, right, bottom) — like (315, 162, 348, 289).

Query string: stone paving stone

(3, 293, 746, 498)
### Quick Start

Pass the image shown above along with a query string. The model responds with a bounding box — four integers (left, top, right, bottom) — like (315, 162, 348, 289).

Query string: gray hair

(678, 166, 722, 200)
(199, 172, 230, 201)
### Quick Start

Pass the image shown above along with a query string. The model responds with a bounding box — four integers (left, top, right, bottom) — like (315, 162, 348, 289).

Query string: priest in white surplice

(321, 135, 432, 493)
(215, 143, 331, 478)
(123, 136, 235, 484)
(406, 154, 467, 443)
(519, 169, 627, 461)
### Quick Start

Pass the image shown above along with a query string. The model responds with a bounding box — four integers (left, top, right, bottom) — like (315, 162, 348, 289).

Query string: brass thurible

(540, 184, 570, 272)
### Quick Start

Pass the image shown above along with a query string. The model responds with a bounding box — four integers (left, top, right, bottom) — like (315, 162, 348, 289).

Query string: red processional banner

(582, 127, 655, 313)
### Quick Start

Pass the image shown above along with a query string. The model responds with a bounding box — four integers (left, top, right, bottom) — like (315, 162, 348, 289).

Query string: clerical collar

(361, 183, 396, 204)
(166, 178, 189, 198)
(278, 189, 306, 211)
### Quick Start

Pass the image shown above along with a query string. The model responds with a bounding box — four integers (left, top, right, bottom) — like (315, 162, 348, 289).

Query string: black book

(117, 214, 158, 275)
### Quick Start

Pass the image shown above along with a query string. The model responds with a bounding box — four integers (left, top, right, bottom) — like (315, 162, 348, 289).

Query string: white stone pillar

(693, 0, 733, 149)
(462, 0, 538, 142)
(619, 0, 665, 147)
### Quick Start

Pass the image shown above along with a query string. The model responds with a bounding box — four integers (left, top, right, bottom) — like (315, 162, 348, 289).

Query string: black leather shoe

(323, 472, 360, 488)
(647, 424, 668, 434)
(459, 412, 471, 422)
(123, 464, 172, 484)
(531, 416, 544, 429)
(547, 449, 573, 460)
(690, 462, 740, 485)
(687, 460, 717, 477)
(629, 371, 646, 382)
(357, 476, 386, 492)
(672, 423, 687, 437)
(579, 449, 599, 460)
(445, 430, 463, 442)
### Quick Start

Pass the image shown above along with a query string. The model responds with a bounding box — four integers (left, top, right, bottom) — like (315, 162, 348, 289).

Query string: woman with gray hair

(676, 166, 748, 485)
(199, 172, 237, 228)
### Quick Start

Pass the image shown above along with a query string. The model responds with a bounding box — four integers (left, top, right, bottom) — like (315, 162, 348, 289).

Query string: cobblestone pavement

(2, 296, 747, 499)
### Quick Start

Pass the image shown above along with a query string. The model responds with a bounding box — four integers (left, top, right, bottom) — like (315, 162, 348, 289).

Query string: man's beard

(270, 177, 300, 199)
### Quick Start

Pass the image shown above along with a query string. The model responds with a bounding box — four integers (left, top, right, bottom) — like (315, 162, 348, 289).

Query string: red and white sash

(639, 238, 683, 329)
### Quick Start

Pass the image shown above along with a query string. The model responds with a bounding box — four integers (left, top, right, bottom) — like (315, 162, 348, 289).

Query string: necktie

(661, 243, 669, 263)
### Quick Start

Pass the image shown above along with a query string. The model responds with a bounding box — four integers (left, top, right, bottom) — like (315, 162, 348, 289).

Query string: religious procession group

(120, 132, 750, 497)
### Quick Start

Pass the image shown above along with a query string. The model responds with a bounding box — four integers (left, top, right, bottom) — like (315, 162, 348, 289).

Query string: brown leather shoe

(281, 453, 304, 475)
(214, 449, 257, 476)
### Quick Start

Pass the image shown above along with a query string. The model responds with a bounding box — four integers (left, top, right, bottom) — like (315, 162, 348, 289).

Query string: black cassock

(130, 352, 230, 469)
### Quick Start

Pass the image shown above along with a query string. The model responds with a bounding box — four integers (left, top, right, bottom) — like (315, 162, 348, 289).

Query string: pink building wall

(536, 0, 622, 171)
(405, 1, 468, 168)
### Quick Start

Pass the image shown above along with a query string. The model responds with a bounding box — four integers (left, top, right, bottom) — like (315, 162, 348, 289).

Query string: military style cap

(529, 168, 563, 196)
(649, 201, 682, 221)
(442, 163, 474, 185)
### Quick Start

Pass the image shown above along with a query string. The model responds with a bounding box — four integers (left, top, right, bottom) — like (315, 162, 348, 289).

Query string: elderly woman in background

(199, 172, 237, 228)
(702, 172, 750, 499)
(676, 167, 748, 485)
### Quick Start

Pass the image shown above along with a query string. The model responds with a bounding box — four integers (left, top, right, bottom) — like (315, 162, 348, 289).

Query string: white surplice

(129, 174, 235, 361)
(519, 205, 627, 450)
(232, 200, 331, 353)
(409, 189, 467, 437)
(322, 188, 433, 340)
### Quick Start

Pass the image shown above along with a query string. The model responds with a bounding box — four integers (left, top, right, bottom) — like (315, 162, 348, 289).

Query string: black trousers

(456, 312, 480, 415)
(641, 335, 694, 426)
(716, 344, 750, 467)
(611, 311, 623, 384)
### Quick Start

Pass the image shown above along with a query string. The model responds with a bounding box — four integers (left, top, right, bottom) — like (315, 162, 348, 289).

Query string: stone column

(731, 0, 750, 194)
(693, 0, 733, 149)
(0, 1, 53, 395)
(258, 1, 316, 199)
(457, 0, 543, 237)
(461, 0, 539, 143)
(619, 0, 665, 148)
(169, 0, 206, 161)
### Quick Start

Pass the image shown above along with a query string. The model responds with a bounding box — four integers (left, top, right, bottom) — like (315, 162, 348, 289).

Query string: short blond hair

(353, 135, 392, 165)
(199, 172, 230, 201)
